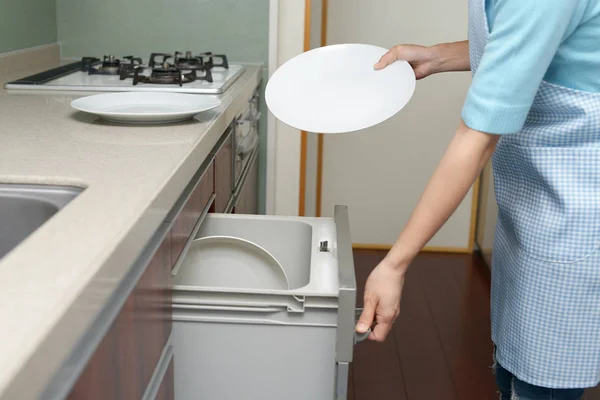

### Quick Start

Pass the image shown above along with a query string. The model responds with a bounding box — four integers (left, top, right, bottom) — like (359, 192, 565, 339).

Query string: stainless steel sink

(0, 184, 82, 260)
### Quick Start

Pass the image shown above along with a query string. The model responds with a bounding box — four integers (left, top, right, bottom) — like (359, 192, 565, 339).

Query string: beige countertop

(0, 48, 262, 399)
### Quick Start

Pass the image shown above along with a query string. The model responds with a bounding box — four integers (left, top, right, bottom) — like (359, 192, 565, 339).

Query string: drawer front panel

(136, 234, 173, 394)
(154, 357, 174, 400)
(68, 232, 173, 399)
(214, 129, 234, 213)
(171, 163, 214, 267)
(233, 148, 259, 215)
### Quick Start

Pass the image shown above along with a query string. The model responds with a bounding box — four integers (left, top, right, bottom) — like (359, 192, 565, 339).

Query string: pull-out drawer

(171, 206, 365, 400)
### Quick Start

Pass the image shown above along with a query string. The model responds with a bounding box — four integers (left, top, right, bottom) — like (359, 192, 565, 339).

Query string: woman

(355, 0, 600, 398)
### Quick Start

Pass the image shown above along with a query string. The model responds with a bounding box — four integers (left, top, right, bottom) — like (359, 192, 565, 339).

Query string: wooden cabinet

(171, 163, 215, 268)
(234, 150, 259, 215)
(136, 234, 174, 395)
(155, 359, 174, 400)
(213, 128, 234, 213)
(68, 231, 173, 400)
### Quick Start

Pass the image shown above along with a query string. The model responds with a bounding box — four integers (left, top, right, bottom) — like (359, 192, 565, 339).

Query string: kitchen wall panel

(0, 0, 57, 53)
(56, 0, 269, 213)
(273, 0, 305, 216)
(322, 0, 473, 249)
(56, 0, 268, 63)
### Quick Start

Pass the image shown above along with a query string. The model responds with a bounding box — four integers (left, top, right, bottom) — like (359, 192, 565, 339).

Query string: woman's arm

(432, 41, 471, 73)
(356, 121, 499, 341)
(375, 41, 470, 79)
(385, 121, 497, 268)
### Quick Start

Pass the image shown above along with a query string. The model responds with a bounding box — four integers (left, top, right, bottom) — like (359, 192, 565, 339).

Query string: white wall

(322, 0, 473, 249)
(272, 0, 305, 216)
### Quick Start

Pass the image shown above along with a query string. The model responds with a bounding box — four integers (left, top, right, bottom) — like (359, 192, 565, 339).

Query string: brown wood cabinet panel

(214, 130, 234, 213)
(171, 163, 215, 267)
(68, 232, 173, 400)
(155, 358, 174, 400)
(118, 295, 139, 400)
(136, 233, 173, 395)
(67, 319, 120, 400)
(234, 152, 258, 215)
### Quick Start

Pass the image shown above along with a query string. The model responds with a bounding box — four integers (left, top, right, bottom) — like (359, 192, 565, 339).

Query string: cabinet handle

(353, 308, 377, 344)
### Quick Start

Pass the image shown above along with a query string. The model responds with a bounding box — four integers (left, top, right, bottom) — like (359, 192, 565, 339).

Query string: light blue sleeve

(462, 0, 581, 134)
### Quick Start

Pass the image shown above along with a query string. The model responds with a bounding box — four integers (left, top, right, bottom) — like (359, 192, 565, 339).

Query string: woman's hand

(375, 41, 471, 79)
(356, 259, 406, 342)
(375, 44, 440, 79)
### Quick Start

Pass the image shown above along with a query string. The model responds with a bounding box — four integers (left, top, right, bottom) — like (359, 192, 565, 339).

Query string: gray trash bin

(171, 206, 365, 400)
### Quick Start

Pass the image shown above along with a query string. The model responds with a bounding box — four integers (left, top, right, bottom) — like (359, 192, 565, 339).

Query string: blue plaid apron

(469, 0, 600, 389)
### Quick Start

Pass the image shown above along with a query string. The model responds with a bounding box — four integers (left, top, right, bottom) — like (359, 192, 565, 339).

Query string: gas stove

(4, 51, 245, 94)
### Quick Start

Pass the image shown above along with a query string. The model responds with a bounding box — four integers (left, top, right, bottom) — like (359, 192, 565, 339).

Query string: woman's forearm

(431, 41, 471, 74)
(384, 121, 498, 270)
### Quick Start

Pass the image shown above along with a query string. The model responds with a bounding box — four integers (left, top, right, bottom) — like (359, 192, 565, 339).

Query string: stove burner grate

(81, 55, 142, 76)
(119, 63, 213, 86)
(173, 51, 205, 70)
(198, 52, 229, 69)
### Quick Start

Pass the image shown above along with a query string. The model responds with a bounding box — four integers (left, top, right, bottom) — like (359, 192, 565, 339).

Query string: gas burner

(173, 51, 205, 70)
(119, 62, 213, 86)
(198, 52, 229, 69)
(81, 55, 142, 75)
(136, 67, 196, 86)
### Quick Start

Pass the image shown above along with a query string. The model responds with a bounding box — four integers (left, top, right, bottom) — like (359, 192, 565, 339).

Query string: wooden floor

(349, 250, 600, 400)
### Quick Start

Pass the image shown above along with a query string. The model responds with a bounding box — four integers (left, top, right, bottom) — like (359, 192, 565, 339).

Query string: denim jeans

(495, 362, 585, 400)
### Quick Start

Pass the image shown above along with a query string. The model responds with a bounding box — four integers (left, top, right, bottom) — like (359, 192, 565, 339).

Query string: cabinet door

(234, 151, 258, 215)
(171, 163, 215, 267)
(68, 231, 173, 399)
(213, 129, 234, 213)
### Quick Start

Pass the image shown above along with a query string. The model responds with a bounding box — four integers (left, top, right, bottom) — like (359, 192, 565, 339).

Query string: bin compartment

(194, 214, 318, 291)
(175, 235, 290, 291)
(171, 207, 358, 400)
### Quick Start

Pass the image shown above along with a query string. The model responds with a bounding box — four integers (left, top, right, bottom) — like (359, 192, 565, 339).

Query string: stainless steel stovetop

(4, 52, 245, 94)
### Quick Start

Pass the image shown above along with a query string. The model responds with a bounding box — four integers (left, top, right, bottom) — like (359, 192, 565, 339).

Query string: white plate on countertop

(265, 43, 416, 134)
(71, 92, 221, 124)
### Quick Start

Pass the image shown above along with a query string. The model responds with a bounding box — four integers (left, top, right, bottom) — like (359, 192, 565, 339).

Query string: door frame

(265, 0, 279, 215)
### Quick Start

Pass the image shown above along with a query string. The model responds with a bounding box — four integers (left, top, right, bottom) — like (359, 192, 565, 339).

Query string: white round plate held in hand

(265, 43, 416, 134)
(71, 92, 221, 124)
